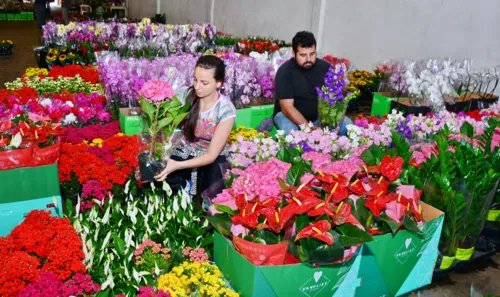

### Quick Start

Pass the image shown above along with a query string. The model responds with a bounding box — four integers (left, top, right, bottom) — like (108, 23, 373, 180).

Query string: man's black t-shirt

(273, 58, 331, 122)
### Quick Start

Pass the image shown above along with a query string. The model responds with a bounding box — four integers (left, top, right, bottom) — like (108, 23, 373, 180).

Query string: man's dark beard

(301, 62, 314, 69)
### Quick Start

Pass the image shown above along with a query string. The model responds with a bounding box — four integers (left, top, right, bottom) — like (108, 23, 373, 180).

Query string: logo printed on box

(299, 271, 330, 297)
(394, 238, 417, 264)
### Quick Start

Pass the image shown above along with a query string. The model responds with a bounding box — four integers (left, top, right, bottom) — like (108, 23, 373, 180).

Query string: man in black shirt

(273, 31, 351, 135)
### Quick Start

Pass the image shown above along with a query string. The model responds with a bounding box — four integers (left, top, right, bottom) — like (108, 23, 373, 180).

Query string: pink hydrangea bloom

(139, 80, 175, 104)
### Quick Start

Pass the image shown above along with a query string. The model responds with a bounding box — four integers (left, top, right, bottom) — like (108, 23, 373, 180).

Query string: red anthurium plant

(208, 153, 373, 266)
(356, 140, 425, 236)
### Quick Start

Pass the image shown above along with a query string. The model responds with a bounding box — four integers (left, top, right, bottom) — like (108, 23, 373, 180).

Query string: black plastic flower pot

(481, 222, 500, 252)
(138, 152, 165, 182)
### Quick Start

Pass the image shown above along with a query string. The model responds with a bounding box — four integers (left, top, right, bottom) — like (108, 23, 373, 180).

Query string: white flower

(65, 101, 74, 107)
(40, 98, 52, 107)
(285, 135, 293, 143)
(62, 113, 77, 125)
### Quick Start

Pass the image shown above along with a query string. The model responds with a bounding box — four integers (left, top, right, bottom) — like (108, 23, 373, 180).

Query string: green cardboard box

(0, 196, 62, 236)
(0, 164, 61, 204)
(0, 13, 6, 21)
(6, 13, 14, 20)
(0, 164, 62, 236)
(250, 104, 274, 128)
(356, 203, 444, 297)
(234, 107, 252, 129)
(371, 92, 399, 116)
(119, 107, 144, 135)
(26, 11, 34, 20)
(214, 232, 363, 297)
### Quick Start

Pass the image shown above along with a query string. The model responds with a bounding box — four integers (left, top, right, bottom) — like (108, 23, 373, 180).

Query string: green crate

(0, 164, 61, 205)
(234, 107, 252, 129)
(371, 92, 398, 116)
(0, 13, 6, 21)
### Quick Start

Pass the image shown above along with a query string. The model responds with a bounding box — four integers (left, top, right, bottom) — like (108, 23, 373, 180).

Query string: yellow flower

(90, 138, 103, 147)
(116, 132, 124, 137)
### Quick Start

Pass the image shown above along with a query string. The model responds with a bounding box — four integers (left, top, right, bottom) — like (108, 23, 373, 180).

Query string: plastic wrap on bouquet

(137, 79, 191, 182)
(316, 64, 357, 133)
(269, 47, 292, 72)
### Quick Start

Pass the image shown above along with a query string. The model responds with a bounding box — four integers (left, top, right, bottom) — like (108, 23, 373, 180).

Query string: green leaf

(337, 224, 373, 246)
(379, 214, 402, 234)
(278, 177, 290, 191)
(64, 198, 73, 218)
(403, 215, 424, 236)
(173, 112, 189, 127)
(225, 172, 239, 188)
(112, 234, 126, 255)
(276, 147, 291, 163)
(214, 204, 236, 216)
(169, 97, 182, 108)
(460, 122, 474, 138)
(156, 115, 174, 131)
(355, 198, 371, 228)
(95, 288, 110, 297)
(289, 147, 301, 161)
(205, 214, 232, 237)
(298, 231, 345, 265)
(139, 98, 156, 120)
(253, 229, 280, 244)
(360, 144, 387, 166)
(286, 160, 307, 186)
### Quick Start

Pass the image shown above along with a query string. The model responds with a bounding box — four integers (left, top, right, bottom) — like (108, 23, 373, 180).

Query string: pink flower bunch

(1, 91, 111, 125)
(228, 137, 279, 168)
(136, 286, 171, 297)
(287, 127, 353, 156)
(410, 143, 437, 164)
(87, 145, 115, 165)
(139, 80, 176, 104)
(61, 121, 121, 144)
(229, 158, 290, 200)
(300, 152, 365, 184)
(213, 158, 291, 211)
(18, 272, 100, 297)
(81, 180, 110, 211)
(183, 247, 209, 263)
(134, 239, 171, 261)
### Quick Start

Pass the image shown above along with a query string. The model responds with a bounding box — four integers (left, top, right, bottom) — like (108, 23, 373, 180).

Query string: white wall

(322, 0, 500, 70)
(160, 0, 211, 24)
(213, 0, 317, 41)
(128, 0, 500, 72)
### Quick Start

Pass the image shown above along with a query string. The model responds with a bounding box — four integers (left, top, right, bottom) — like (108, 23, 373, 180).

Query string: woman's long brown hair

(183, 55, 225, 142)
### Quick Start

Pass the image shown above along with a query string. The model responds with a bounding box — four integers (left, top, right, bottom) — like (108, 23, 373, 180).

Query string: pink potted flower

(137, 80, 190, 181)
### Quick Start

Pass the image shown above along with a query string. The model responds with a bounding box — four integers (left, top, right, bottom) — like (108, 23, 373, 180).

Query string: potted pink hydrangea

(138, 80, 190, 182)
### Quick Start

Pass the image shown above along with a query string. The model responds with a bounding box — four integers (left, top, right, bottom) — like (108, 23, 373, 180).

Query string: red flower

(364, 193, 391, 217)
(295, 220, 334, 245)
(380, 155, 403, 181)
(348, 179, 366, 195)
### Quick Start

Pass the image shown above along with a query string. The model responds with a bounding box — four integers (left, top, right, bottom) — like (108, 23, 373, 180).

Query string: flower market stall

(0, 14, 500, 296)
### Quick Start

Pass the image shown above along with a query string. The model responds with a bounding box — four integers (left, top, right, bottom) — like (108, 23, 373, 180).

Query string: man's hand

(280, 99, 308, 126)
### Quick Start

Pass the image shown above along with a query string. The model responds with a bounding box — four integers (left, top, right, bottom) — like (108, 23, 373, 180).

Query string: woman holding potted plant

(154, 55, 236, 198)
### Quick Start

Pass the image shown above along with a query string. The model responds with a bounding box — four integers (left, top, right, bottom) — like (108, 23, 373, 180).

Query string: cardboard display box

(235, 104, 274, 129)
(214, 232, 363, 297)
(0, 164, 62, 236)
(119, 107, 144, 135)
(356, 202, 444, 297)
(371, 92, 399, 116)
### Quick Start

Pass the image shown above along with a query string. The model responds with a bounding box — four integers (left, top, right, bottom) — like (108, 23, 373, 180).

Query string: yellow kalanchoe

(158, 261, 239, 297)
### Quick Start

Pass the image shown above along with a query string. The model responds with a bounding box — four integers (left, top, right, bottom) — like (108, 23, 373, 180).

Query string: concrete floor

(1, 20, 499, 297)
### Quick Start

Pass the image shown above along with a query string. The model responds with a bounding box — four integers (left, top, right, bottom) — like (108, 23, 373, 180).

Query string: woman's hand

(154, 157, 180, 181)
